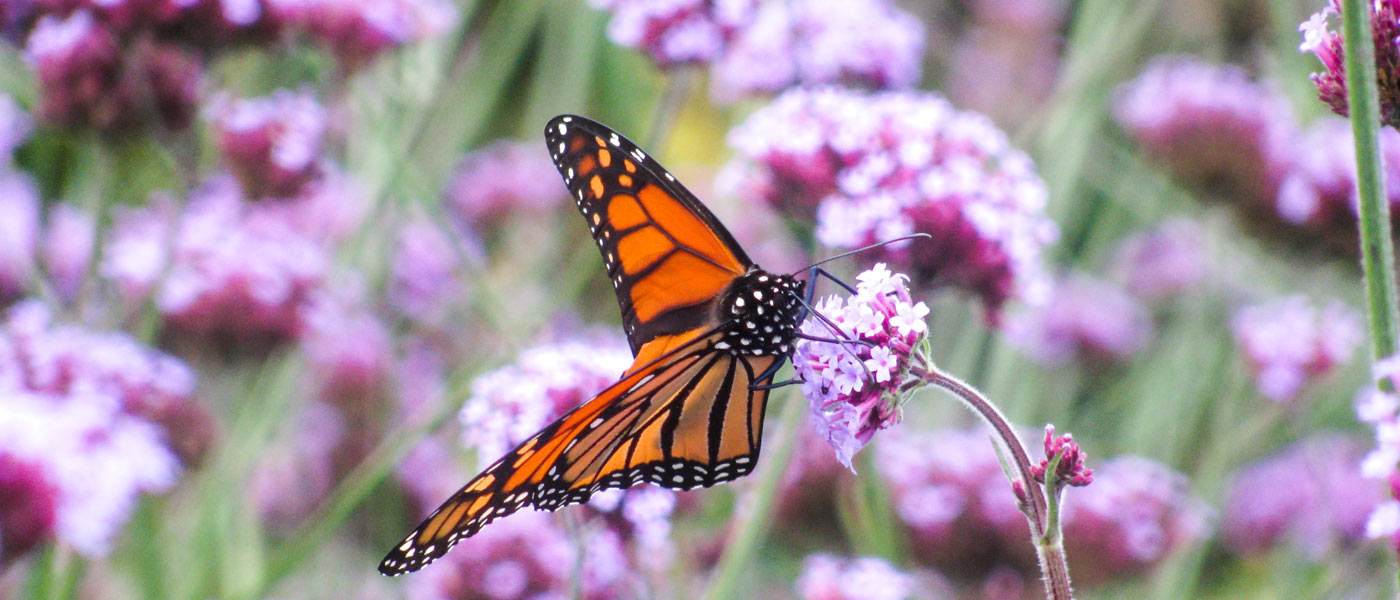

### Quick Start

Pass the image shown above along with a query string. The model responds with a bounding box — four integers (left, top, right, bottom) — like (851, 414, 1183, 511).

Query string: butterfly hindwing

(544, 115, 754, 354)
(378, 330, 776, 576)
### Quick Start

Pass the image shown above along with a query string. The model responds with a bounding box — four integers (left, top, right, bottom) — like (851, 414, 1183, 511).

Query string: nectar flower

(299, 289, 392, 411)
(795, 554, 919, 600)
(208, 89, 328, 198)
(459, 339, 632, 461)
(1231, 296, 1362, 402)
(390, 218, 470, 325)
(709, 0, 924, 102)
(1109, 219, 1208, 301)
(0, 170, 39, 304)
(589, 0, 756, 68)
(1006, 272, 1151, 365)
(445, 139, 567, 228)
(795, 264, 929, 469)
(727, 87, 1057, 314)
(1357, 355, 1400, 552)
(270, 0, 459, 69)
(41, 204, 97, 302)
(1114, 56, 1296, 204)
(1298, 0, 1400, 129)
(1032, 425, 1093, 488)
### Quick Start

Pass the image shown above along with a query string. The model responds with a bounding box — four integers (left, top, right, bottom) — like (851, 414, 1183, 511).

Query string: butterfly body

(379, 116, 805, 576)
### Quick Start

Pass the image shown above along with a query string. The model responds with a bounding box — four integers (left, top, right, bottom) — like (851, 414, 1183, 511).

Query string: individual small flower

(1031, 424, 1093, 488)
(271, 0, 458, 69)
(1231, 296, 1362, 402)
(0, 452, 59, 564)
(1005, 272, 1151, 365)
(709, 0, 924, 102)
(1224, 435, 1381, 558)
(208, 89, 328, 198)
(1298, 0, 1400, 129)
(405, 511, 633, 600)
(795, 554, 916, 600)
(444, 139, 566, 228)
(0, 170, 39, 303)
(1114, 56, 1297, 205)
(1109, 219, 1207, 301)
(589, 0, 756, 68)
(795, 264, 929, 469)
(41, 204, 96, 302)
(1356, 354, 1400, 552)
(459, 339, 632, 461)
(727, 87, 1057, 314)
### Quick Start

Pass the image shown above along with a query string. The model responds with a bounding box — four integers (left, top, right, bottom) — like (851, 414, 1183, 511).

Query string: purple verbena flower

(1276, 117, 1400, 246)
(1006, 272, 1151, 365)
(1356, 355, 1400, 552)
(589, 0, 756, 68)
(249, 401, 344, 532)
(586, 485, 679, 571)
(299, 287, 392, 411)
(0, 94, 32, 160)
(1109, 218, 1208, 301)
(0, 170, 39, 304)
(946, 0, 1067, 127)
(1225, 435, 1381, 558)
(1114, 56, 1297, 205)
(709, 0, 924, 102)
(727, 87, 1057, 315)
(445, 139, 567, 228)
(795, 554, 917, 600)
(795, 264, 929, 469)
(1231, 296, 1362, 402)
(0, 452, 59, 564)
(1298, 0, 1400, 129)
(208, 89, 328, 198)
(1032, 424, 1093, 487)
(390, 218, 469, 325)
(459, 339, 632, 461)
(41, 204, 96, 302)
(270, 0, 458, 69)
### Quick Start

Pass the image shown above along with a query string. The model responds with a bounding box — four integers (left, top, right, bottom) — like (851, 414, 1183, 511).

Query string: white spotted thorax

(713, 269, 804, 357)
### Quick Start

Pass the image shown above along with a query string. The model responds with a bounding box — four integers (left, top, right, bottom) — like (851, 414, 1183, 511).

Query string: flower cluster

(585, 485, 679, 572)
(459, 339, 633, 461)
(390, 218, 471, 326)
(1230, 296, 1362, 402)
(710, 0, 924, 102)
(1224, 435, 1380, 557)
(1357, 354, 1400, 552)
(1006, 272, 1151, 365)
(727, 87, 1057, 315)
(794, 264, 929, 469)
(588, 0, 756, 68)
(1298, 0, 1400, 129)
(1276, 117, 1400, 244)
(1109, 218, 1208, 301)
(795, 554, 920, 600)
(0, 301, 205, 558)
(8, 0, 453, 132)
(946, 0, 1068, 127)
(1032, 425, 1093, 488)
(248, 401, 345, 532)
(445, 139, 566, 228)
(208, 89, 328, 198)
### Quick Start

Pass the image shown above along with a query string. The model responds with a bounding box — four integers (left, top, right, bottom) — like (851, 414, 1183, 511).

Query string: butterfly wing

(378, 331, 777, 576)
(545, 115, 754, 355)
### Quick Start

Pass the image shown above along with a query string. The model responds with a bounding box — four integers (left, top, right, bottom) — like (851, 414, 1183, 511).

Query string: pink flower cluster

(1356, 355, 1400, 552)
(946, 0, 1068, 127)
(0, 301, 205, 559)
(445, 139, 566, 228)
(1224, 435, 1380, 557)
(1108, 218, 1208, 302)
(1230, 296, 1362, 402)
(589, 0, 756, 67)
(1298, 0, 1400, 129)
(727, 87, 1057, 315)
(710, 0, 924, 102)
(795, 554, 920, 600)
(1006, 272, 1151, 366)
(273, 0, 458, 69)
(1276, 117, 1400, 240)
(794, 264, 929, 469)
(208, 89, 328, 198)
(459, 339, 633, 461)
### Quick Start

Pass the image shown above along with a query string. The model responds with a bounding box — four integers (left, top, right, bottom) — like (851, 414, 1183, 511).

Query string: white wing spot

(557, 123, 568, 134)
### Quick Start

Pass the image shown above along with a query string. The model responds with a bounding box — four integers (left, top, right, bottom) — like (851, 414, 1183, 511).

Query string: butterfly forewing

(544, 115, 754, 355)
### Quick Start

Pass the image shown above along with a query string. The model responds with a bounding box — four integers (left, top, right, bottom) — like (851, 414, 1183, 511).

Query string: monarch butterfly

(379, 115, 810, 575)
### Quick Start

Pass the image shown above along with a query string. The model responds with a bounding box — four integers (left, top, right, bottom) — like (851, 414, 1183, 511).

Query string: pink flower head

(1114, 56, 1297, 205)
(795, 264, 929, 469)
(390, 218, 470, 324)
(1225, 435, 1381, 558)
(727, 87, 1057, 315)
(459, 339, 632, 461)
(298, 287, 392, 411)
(0, 170, 39, 303)
(1109, 218, 1207, 301)
(946, 0, 1068, 127)
(271, 0, 458, 69)
(795, 554, 917, 600)
(590, 0, 756, 68)
(1032, 424, 1093, 487)
(1006, 272, 1151, 365)
(445, 139, 566, 228)
(709, 0, 924, 102)
(0, 452, 59, 564)
(208, 89, 328, 198)
(1299, 0, 1400, 129)
(1276, 117, 1400, 247)
(1356, 354, 1400, 552)
(1231, 296, 1362, 403)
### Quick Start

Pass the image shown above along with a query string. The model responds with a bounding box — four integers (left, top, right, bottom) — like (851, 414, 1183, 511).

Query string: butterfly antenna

(787, 290, 876, 380)
(789, 233, 932, 276)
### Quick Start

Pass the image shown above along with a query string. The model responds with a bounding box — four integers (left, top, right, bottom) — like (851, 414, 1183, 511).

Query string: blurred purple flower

(270, 0, 458, 69)
(709, 0, 924, 102)
(795, 554, 916, 600)
(1109, 219, 1207, 301)
(0, 170, 39, 304)
(1231, 296, 1362, 402)
(1114, 56, 1296, 205)
(1224, 435, 1381, 557)
(299, 288, 391, 412)
(946, 0, 1067, 127)
(208, 89, 328, 198)
(445, 139, 565, 228)
(42, 203, 96, 302)
(586, 485, 679, 572)
(0, 452, 58, 564)
(590, 0, 755, 68)
(1032, 424, 1093, 487)
(1005, 272, 1151, 365)
(0, 94, 32, 160)
(459, 339, 632, 461)
(1276, 117, 1400, 248)
(249, 401, 344, 532)
(727, 87, 1057, 315)
(795, 264, 929, 469)
(405, 511, 632, 599)
(1357, 355, 1400, 552)
(1298, 0, 1400, 128)
(390, 218, 468, 325)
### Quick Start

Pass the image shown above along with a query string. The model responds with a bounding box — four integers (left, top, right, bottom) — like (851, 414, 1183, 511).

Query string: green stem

(1341, 0, 1400, 363)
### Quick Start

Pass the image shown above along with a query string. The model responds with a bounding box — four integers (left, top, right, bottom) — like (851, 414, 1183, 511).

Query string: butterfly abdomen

(713, 269, 805, 358)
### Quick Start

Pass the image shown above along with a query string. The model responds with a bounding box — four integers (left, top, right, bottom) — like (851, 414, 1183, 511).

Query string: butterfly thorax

(713, 269, 804, 357)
